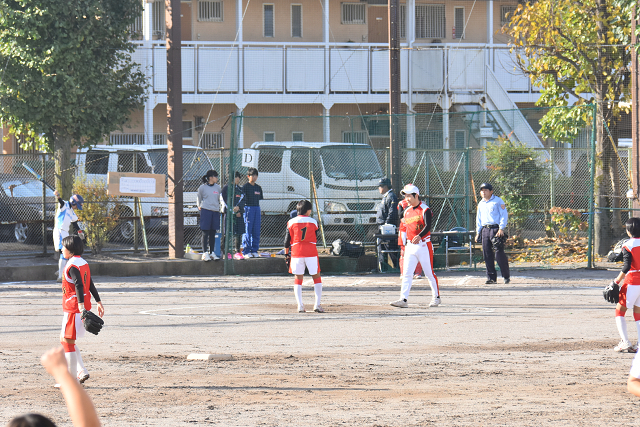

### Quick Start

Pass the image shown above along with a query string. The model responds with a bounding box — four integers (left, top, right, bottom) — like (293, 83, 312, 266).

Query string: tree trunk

(608, 116, 624, 236)
(54, 133, 74, 200)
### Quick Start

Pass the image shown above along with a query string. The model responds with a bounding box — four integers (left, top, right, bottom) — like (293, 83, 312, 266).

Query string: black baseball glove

(490, 233, 508, 251)
(285, 253, 291, 269)
(81, 309, 104, 335)
(603, 280, 620, 304)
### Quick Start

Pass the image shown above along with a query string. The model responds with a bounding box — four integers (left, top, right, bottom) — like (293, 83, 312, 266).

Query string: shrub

(547, 206, 588, 239)
(73, 175, 123, 254)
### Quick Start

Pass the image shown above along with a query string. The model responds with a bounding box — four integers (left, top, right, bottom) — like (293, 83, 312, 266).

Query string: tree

(0, 0, 148, 199)
(506, 0, 634, 255)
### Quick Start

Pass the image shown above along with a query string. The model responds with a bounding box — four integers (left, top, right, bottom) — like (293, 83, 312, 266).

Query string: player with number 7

(284, 200, 324, 313)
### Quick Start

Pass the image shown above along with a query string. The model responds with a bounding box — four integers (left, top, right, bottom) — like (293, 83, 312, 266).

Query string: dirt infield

(1, 269, 638, 426)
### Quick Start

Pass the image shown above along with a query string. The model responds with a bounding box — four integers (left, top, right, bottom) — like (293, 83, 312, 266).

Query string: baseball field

(1, 268, 637, 426)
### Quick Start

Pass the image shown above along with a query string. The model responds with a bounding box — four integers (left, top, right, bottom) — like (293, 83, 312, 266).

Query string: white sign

(480, 127, 494, 138)
(242, 149, 259, 167)
(119, 177, 157, 195)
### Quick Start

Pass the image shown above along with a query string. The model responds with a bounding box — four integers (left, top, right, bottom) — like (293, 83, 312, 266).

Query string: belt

(629, 270, 640, 273)
(482, 224, 499, 229)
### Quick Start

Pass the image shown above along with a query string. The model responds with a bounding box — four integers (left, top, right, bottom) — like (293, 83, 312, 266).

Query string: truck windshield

(320, 146, 384, 180)
(148, 150, 212, 179)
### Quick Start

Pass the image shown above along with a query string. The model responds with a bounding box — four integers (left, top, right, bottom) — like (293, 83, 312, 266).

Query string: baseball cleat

(504, 278, 511, 284)
(78, 373, 90, 384)
(390, 299, 408, 308)
(298, 306, 306, 313)
(485, 279, 497, 284)
(429, 296, 441, 307)
(313, 305, 324, 313)
(614, 340, 637, 353)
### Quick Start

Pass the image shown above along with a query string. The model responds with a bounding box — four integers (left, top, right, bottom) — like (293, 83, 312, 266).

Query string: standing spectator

(221, 171, 245, 259)
(197, 170, 222, 261)
(475, 183, 510, 284)
(390, 184, 440, 308)
(376, 177, 399, 269)
(239, 167, 263, 258)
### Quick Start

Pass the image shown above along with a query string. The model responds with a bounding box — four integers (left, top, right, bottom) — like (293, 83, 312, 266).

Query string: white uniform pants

(400, 240, 438, 300)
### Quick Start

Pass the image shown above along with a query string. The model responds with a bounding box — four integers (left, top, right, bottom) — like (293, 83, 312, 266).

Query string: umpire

(475, 183, 510, 284)
(376, 177, 399, 268)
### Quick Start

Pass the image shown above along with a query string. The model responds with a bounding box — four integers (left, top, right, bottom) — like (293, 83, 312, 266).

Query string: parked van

(76, 145, 214, 242)
(247, 142, 384, 235)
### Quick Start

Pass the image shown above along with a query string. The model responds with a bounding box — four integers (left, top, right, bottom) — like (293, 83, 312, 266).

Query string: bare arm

(41, 347, 101, 427)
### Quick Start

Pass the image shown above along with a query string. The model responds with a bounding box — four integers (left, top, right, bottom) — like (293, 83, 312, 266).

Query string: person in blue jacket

(239, 168, 263, 258)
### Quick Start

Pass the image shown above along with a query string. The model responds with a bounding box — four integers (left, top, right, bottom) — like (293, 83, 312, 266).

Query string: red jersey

(287, 215, 319, 258)
(62, 256, 92, 313)
(623, 238, 640, 285)
(397, 199, 410, 245)
(404, 202, 431, 243)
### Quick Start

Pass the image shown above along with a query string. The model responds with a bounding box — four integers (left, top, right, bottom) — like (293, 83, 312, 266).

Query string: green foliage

(547, 207, 588, 239)
(485, 138, 548, 234)
(73, 175, 123, 254)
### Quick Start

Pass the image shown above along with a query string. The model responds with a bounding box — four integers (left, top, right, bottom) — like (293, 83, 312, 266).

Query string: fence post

(550, 147, 555, 209)
(224, 114, 238, 275)
(41, 154, 47, 255)
(587, 103, 597, 268)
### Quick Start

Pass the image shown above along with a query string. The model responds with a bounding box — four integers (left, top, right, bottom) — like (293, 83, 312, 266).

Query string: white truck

(75, 145, 214, 241)
(246, 141, 384, 238)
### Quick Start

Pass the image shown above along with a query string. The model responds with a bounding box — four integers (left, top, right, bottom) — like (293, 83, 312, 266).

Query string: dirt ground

(1, 269, 639, 426)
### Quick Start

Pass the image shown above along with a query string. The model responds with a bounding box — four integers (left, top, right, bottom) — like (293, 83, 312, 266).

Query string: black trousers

(481, 227, 510, 280)
(201, 229, 217, 254)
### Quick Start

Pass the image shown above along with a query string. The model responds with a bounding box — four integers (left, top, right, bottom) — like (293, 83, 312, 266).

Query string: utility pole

(633, 5, 639, 212)
(166, 0, 184, 258)
(389, 0, 401, 194)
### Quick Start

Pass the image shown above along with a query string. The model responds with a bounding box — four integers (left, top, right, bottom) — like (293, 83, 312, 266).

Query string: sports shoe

(210, 253, 220, 261)
(633, 343, 639, 352)
(298, 306, 306, 313)
(390, 299, 408, 308)
(53, 383, 61, 388)
(614, 340, 637, 353)
(504, 278, 511, 284)
(243, 253, 253, 258)
(251, 252, 259, 258)
(78, 372, 90, 384)
(313, 305, 324, 313)
(233, 252, 244, 260)
(485, 279, 497, 284)
(201, 252, 211, 261)
(413, 274, 423, 280)
(429, 296, 441, 307)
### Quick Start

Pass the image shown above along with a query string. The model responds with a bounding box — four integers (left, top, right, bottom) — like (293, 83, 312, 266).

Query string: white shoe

(252, 252, 259, 258)
(77, 372, 90, 384)
(429, 296, 441, 307)
(243, 253, 252, 258)
(298, 306, 306, 313)
(614, 340, 637, 353)
(201, 252, 211, 261)
(210, 253, 220, 261)
(390, 299, 408, 308)
(313, 305, 324, 313)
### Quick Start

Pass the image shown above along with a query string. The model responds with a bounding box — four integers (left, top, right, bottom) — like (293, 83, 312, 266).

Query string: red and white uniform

(400, 202, 438, 300)
(60, 256, 92, 340)
(620, 238, 640, 308)
(397, 199, 423, 276)
(287, 215, 320, 275)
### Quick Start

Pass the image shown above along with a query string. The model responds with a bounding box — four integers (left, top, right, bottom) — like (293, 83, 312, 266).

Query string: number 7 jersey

(286, 215, 319, 258)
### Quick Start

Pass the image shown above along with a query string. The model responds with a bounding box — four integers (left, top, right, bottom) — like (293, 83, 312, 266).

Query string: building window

(110, 133, 146, 145)
(198, 0, 223, 22)
(264, 131, 275, 142)
(453, 7, 464, 39)
(399, 4, 406, 39)
(201, 132, 225, 149)
(263, 4, 274, 37)
(341, 3, 366, 25)
(415, 4, 445, 39)
(501, 5, 517, 27)
(454, 130, 466, 149)
(292, 132, 303, 142)
(129, 13, 143, 38)
(291, 4, 302, 38)
(342, 131, 368, 144)
(182, 121, 193, 139)
(153, 0, 166, 39)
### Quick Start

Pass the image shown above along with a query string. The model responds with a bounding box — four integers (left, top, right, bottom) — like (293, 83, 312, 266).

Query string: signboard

(241, 149, 259, 167)
(480, 127, 494, 138)
(107, 172, 165, 198)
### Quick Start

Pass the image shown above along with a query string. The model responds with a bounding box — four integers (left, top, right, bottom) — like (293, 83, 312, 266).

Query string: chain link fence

(1, 106, 633, 270)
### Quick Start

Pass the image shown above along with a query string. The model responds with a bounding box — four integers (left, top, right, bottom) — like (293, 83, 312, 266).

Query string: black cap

(378, 177, 391, 188)
(479, 182, 493, 191)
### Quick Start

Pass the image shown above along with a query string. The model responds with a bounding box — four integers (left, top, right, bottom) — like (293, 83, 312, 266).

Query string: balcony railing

(131, 42, 537, 96)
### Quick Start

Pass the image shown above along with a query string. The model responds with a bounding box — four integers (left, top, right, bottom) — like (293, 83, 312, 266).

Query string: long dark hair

(201, 170, 218, 184)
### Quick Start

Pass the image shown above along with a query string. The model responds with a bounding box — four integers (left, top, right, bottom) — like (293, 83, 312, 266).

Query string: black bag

(331, 239, 365, 258)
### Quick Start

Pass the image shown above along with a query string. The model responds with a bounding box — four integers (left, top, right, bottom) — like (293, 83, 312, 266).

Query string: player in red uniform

(59, 236, 104, 386)
(397, 192, 423, 278)
(611, 218, 640, 353)
(390, 184, 440, 308)
(284, 200, 324, 313)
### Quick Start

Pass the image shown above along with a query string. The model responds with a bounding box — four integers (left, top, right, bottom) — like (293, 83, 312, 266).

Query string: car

(0, 174, 56, 243)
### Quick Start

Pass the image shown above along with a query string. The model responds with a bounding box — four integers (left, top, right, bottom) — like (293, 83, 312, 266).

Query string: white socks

(294, 285, 303, 308)
(616, 315, 629, 343)
(64, 350, 78, 379)
(314, 283, 322, 307)
(75, 346, 87, 376)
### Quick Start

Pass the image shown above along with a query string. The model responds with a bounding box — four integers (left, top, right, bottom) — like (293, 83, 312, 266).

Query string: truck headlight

(324, 201, 347, 213)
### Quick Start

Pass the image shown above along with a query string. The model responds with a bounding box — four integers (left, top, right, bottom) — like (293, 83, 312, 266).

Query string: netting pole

(550, 147, 555, 209)
(465, 147, 470, 233)
(41, 154, 47, 255)
(587, 103, 597, 268)
(224, 114, 238, 276)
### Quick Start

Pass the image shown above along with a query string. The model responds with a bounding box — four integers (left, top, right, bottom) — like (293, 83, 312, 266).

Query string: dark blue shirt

(221, 183, 244, 213)
(240, 182, 263, 207)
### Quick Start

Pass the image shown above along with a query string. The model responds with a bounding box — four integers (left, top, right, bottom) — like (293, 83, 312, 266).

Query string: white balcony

(134, 42, 539, 104)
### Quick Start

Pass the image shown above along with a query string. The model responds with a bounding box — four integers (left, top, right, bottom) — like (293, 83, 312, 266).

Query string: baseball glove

(81, 309, 104, 335)
(285, 253, 291, 269)
(603, 281, 620, 304)
(490, 233, 508, 251)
